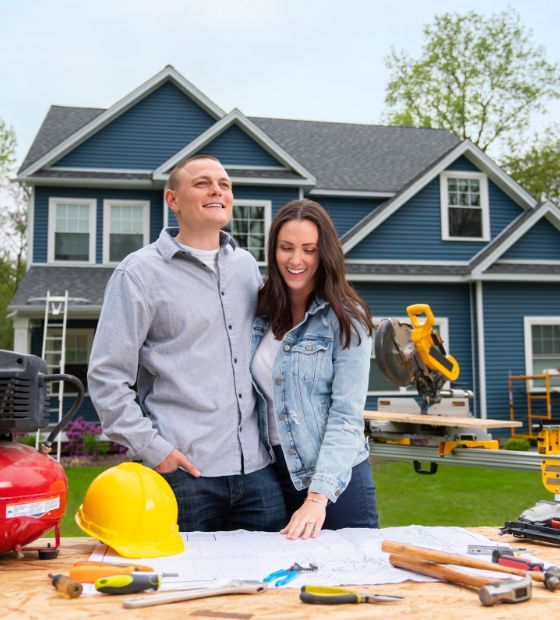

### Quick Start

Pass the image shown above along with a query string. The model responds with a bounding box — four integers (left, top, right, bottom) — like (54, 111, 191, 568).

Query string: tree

(384, 10, 560, 153)
(502, 127, 560, 205)
(0, 117, 28, 350)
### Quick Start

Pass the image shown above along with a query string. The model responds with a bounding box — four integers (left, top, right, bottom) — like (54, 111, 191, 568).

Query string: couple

(88, 155, 378, 539)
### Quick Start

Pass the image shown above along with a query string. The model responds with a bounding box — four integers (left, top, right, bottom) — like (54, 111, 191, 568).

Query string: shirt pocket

(291, 337, 331, 384)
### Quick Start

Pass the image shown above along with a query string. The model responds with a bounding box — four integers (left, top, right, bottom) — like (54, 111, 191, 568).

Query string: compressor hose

(39, 373, 85, 453)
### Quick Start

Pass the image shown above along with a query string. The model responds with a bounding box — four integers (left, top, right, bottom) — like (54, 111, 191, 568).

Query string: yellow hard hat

(75, 462, 184, 558)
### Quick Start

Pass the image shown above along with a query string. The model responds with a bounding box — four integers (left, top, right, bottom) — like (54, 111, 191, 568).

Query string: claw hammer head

(544, 566, 560, 591)
(478, 575, 532, 606)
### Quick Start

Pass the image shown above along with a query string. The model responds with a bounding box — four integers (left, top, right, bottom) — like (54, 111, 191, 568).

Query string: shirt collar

(157, 228, 236, 262)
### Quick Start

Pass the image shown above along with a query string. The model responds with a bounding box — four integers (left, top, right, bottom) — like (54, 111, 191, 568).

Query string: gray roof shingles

(10, 266, 112, 307)
(19, 105, 460, 194)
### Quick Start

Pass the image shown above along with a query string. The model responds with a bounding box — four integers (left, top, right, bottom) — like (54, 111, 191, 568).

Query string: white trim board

(19, 66, 225, 178)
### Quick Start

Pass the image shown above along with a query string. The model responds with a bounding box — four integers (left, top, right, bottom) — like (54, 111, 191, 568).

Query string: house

(11, 65, 560, 433)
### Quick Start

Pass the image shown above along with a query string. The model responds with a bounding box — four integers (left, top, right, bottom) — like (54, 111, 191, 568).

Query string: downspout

(469, 282, 478, 417)
(476, 280, 487, 418)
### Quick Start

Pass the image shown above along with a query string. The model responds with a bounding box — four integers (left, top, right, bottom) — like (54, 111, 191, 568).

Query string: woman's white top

(250, 327, 282, 446)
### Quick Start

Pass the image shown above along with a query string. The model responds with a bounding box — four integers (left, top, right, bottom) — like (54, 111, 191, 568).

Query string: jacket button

(335, 490, 341, 497)
(284, 345, 290, 352)
(278, 414, 286, 421)
(288, 448, 296, 455)
(305, 344, 312, 351)
(274, 377, 281, 385)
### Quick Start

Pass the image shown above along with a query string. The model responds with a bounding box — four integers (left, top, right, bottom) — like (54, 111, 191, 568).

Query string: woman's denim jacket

(250, 297, 371, 503)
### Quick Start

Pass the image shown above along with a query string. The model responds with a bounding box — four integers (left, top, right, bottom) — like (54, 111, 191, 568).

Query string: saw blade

(374, 319, 416, 387)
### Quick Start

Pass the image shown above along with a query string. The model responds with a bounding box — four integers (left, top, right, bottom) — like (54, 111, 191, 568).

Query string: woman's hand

(280, 493, 328, 540)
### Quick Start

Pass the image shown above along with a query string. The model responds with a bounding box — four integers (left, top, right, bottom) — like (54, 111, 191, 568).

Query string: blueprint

(84, 525, 509, 594)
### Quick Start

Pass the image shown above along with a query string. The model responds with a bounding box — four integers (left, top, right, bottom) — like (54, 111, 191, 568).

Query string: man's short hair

(167, 155, 221, 190)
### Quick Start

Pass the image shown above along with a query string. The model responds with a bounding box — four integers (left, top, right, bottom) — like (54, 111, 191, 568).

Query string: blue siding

(55, 82, 216, 169)
(31, 321, 100, 423)
(483, 283, 560, 435)
(195, 125, 281, 166)
(347, 166, 524, 261)
(234, 186, 299, 215)
(446, 156, 479, 172)
(502, 217, 560, 261)
(306, 196, 383, 237)
(353, 283, 476, 414)
(34, 186, 164, 263)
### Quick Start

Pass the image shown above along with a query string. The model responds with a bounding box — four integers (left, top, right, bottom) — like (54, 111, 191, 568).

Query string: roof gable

(19, 66, 224, 177)
(340, 140, 538, 254)
(153, 109, 315, 185)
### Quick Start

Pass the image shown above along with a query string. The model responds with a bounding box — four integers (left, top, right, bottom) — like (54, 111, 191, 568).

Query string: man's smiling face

(166, 158, 234, 234)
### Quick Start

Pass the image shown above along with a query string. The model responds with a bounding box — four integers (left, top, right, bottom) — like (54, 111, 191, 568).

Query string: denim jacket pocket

(291, 337, 331, 384)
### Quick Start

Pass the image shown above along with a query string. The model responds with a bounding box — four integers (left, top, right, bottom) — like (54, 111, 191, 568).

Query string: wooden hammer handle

(389, 554, 493, 588)
(382, 540, 545, 582)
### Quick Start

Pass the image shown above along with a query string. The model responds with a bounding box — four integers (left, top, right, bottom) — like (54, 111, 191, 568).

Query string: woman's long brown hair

(257, 199, 374, 348)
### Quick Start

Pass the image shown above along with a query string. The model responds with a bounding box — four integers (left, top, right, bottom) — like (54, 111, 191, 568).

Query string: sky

(1, 0, 559, 168)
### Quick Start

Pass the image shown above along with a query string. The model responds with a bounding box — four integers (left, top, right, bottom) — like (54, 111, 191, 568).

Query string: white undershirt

(179, 242, 219, 275)
(251, 327, 282, 446)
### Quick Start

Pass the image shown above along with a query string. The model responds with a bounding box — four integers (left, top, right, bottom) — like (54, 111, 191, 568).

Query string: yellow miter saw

(367, 304, 517, 469)
(374, 303, 460, 412)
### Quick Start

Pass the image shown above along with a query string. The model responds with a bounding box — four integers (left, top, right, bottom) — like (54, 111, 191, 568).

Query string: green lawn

(57, 461, 548, 537)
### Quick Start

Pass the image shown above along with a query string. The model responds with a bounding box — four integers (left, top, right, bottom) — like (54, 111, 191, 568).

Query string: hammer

(389, 553, 532, 606)
(382, 540, 549, 586)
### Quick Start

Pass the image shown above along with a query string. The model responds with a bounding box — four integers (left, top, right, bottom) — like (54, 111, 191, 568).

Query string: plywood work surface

(364, 411, 522, 428)
(1, 529, 558, 620)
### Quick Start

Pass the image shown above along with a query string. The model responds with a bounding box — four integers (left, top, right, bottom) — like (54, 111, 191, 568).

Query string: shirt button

(221, 291, 225, 296)
(274, 377, 281, 385)
(284, 345, 290, 352)
(288, 448, 296, 455)
(278, 414, 286, 421)
(234, 358, 238, 363)
(238, 393, 242, 398)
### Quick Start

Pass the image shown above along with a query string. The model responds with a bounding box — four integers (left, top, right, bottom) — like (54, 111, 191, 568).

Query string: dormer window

(440, 171, 490, 241)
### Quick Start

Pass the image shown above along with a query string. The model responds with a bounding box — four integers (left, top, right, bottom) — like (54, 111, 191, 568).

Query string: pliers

(263, 562, 318, 587)
(300, 585, 404, 604)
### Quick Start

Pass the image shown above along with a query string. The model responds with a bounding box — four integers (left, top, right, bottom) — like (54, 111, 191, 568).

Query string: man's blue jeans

(160, 464, 287, 532)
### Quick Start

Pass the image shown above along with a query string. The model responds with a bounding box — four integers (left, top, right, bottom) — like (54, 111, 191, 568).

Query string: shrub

(64, 416, 125, 458)
(503, 437, 531, 451)
(19, 434, 37, 448)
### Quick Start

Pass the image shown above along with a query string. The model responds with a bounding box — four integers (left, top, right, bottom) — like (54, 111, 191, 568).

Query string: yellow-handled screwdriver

(300, 585, 404, 604)
(95, 573, 162, 595)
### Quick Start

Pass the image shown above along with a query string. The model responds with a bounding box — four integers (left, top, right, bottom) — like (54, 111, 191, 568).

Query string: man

(88, 155, 286, 531)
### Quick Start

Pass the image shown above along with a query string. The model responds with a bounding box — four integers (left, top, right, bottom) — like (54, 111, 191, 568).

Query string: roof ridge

(251, 116, 455, 133)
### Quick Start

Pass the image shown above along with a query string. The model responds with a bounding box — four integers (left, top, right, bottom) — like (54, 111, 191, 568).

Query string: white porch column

(12, 317, 30, 354)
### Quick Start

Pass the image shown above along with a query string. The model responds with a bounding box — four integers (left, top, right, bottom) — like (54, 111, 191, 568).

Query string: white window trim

(65, 328, 94, 395)
(440, 171, 490, 242)
(48, 197, 97, 264)
(231, 199, 272, 266)
(523, 316, 560, 392)
(102, 199, 150, 265)
(368, 316, 450, 396)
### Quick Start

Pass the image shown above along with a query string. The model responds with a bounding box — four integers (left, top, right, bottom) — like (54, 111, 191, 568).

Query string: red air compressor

(0, 349, 84, 559)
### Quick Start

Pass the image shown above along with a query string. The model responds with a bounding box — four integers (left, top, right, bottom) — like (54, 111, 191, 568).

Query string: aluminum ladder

(39, 290, 69, 461)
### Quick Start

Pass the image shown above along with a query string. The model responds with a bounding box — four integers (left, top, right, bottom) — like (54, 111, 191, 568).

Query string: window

(64, 329, 94, 394)
(369, 317, 449, 395)
(222, 200, 271, 263)
(48, 198, 96, 263)
(103, 200, 149, 263)
(440, 172, 489, 241)
(524, 317, 560, 390)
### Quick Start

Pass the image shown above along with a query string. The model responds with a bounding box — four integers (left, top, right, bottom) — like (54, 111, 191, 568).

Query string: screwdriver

(95, 573, 162, 595)
(70, 562, 178, 583)
(491, 550, 545, 572)
(48, 573, 83, 598)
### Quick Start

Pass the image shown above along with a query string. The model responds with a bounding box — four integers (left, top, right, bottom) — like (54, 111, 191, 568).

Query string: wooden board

(364, 410, 522, 428)
(1, 530, 558, 620)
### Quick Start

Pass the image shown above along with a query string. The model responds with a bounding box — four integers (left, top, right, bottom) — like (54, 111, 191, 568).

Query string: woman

(250, 199, 378, 540)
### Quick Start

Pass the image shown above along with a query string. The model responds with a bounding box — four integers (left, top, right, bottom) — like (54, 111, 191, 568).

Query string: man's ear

(165, 189, 177, 212)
